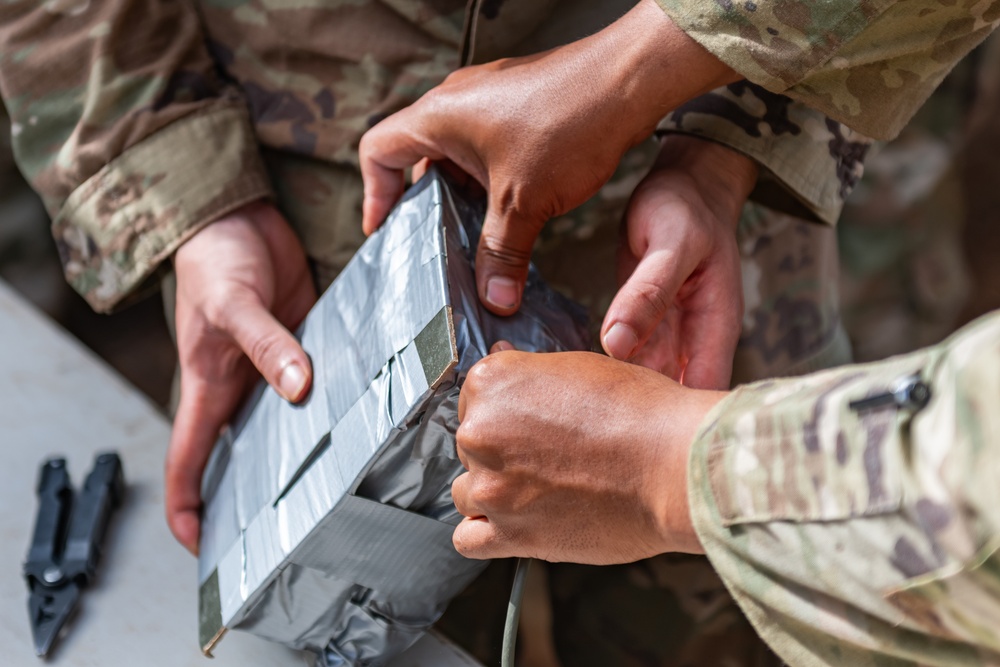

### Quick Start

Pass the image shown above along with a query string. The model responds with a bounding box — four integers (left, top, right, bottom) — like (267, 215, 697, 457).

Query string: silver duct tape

(198, 167, 589, 665)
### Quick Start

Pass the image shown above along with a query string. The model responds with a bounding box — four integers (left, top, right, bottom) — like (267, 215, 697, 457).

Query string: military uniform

(0, 1, 995, 666)
(691, 309, 1000, 666)
(0, 0, 871, 316)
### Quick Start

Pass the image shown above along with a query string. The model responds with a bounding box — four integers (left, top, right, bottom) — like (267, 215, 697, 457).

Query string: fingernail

(603, 323, 638, 360)
(494, 340, 514, 352)
(486, 277, 519, 310)
(278, 361, 308, 401)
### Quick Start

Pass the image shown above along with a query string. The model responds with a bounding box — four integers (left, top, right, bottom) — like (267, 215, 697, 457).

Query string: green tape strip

(198, 568, 226, 656)
(413, 307, 457, 389)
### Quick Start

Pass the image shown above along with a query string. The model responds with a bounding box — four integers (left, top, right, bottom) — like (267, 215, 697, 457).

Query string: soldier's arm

(690, 310, 1000, 666)
(660, 83, 872, 226)
(0, 0, 271, 312)
(655, 0, 1000, 140)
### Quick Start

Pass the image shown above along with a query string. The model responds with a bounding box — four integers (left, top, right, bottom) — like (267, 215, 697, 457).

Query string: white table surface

(0, 280, 480, 667)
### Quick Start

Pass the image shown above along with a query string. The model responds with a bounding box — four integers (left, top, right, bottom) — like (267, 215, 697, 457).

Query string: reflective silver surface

(198, 168, 589, 666)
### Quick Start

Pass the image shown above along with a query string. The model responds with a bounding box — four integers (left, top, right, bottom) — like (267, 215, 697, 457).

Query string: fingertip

(602, 322, 639, 360)
(169, 510, 201, 556)
(490, 340, 515, 354)
(481, 276, 521, 314)
(412, 157, 431, 183)
(362, 196, 389, 236)
(278, 358, 311, 403)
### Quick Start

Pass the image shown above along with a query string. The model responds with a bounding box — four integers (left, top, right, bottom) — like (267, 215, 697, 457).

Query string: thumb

(489, 340, 516, 354)
(220, 296, 313, 403)
(166, 374, 244, 554)
(476, 204, 542, 316)
(601, 247, 692, 361)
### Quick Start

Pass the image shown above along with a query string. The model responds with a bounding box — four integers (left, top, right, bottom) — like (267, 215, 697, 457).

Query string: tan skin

(360, 0, 738, 317)
(605, 134, 758, 388)
(164, 1, 746, 554)
(453, 343, 725, 563)
(167, 201, 315, 552)
(450, 140, 756, 563)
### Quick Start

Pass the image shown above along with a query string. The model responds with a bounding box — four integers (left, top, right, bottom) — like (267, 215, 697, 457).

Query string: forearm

(586, 0, 740, 149)
(652, 133, 759, 226)
(0, 0, 271, 311)
(689, 311, 1000, 665)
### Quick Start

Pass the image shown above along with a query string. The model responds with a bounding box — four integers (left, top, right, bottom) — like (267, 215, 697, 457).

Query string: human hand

(360, 0, 736, 316)
(601, 135, 757, 389)
(451, 343, 725, 564)
(166, 201, 316, 553)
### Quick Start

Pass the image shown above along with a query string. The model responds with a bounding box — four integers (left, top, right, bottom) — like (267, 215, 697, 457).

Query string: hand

(451, 343, 725, 563)
(166, 201, 316, 553)
(360, 0, 736, 316)
(602, 135, 757, 389)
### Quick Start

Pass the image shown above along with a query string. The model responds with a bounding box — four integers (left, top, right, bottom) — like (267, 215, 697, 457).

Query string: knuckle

(200, 292, 232, 328)
(476, 477, 506, 510)
(479, 233, 533, 270)
(493, 183, 546, 226)
(442, 68, 465, 85)
(201, 286, 251, 329)
(466, 354, 502, 387)
(685, 219, 713, 250)
(456, 418, 485, 452)
(247, 332, 283, 369)
(628, 280, 673, 321)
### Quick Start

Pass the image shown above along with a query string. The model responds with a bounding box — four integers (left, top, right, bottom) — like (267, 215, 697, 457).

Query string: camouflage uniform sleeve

(660, 82, 872, 225)
(688, 310, 1000, 666)
(0, 0, 272, 312)
(655, 0, 1000, 140)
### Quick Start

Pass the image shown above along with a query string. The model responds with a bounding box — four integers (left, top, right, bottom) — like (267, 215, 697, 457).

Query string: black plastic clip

(849, 373, 932, 414)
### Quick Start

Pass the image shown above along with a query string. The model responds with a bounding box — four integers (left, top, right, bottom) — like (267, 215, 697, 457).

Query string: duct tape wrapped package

(197, 167, 589, 666)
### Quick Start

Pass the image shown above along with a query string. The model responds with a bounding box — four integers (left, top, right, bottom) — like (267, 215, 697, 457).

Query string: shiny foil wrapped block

(197, 167, 589, 666)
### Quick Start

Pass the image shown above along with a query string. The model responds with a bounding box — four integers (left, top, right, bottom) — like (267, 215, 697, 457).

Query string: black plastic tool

(23, 453, 125, 658)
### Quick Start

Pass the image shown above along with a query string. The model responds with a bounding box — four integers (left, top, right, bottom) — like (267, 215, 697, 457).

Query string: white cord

(501, 558, 530, 667)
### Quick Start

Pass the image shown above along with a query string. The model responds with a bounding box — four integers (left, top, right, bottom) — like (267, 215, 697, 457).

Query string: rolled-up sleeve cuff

(654, 0, 884, 94)
(655, 0, 1000, 140)
(688, 330, 980, 667)
(659, 85, 873, 226)
(52, 99, 273, 313)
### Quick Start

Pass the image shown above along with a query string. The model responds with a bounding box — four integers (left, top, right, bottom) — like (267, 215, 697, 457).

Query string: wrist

(603, 0, 740, 144)
(649, 387, 727, 554)
(173, 198, 270, 268)
(655, 134, 758, 226)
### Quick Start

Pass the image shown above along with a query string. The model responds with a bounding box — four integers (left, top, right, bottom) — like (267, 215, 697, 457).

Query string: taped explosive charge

(197, 167, 589, 666)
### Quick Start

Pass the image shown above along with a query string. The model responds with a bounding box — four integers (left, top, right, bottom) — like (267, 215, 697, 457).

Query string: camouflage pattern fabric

(504, 82, 860, 667)
(2, 1, 980, 666)
(3, 0, 865, 313)
(571, 38, 1000, 667)
(660, 81, 873, 226)
(656, 0, 1000, 140)
(534, 196, 849, 667)
(689, 309, 1000, 667)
